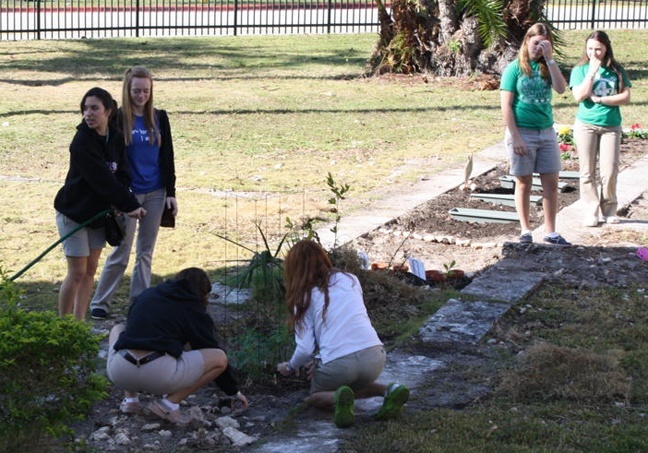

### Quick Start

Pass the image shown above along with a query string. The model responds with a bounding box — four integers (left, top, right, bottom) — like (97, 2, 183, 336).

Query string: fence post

(589, 0, 597, 30)
(136, 0, 140, 38)
(234, 0, 239, 36)
(327, 0, 332, 34)
(36, 0, 41, 40)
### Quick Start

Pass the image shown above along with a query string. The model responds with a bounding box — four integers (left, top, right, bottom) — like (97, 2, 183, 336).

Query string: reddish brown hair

(283, 240, 333, 333)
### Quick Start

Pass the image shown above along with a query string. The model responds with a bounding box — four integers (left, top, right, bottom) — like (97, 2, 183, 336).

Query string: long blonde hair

(518, 23, 553, 81)
(121, 66, 160, 146)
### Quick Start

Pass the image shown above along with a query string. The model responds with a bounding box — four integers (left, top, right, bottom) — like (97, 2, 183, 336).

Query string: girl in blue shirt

(91, 67, 178, 319)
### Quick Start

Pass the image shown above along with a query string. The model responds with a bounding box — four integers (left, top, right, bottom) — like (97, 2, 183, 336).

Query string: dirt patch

(351, 138, 648, 275)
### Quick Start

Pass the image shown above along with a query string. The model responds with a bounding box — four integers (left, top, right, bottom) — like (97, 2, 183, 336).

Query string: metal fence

(1, 0, 647, 41)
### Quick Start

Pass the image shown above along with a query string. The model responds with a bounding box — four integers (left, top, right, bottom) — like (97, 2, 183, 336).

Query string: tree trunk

(368, 0, 548, 78)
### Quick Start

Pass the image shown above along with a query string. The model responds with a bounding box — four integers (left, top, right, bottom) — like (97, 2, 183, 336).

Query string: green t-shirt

(569, 63, 631, 127)
(500, 59, 554, 130)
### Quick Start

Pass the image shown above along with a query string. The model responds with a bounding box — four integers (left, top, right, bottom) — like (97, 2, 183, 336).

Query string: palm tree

(368, 0, 553, 77)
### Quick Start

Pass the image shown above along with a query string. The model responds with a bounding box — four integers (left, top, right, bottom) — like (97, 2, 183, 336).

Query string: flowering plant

(556, 125, 575, 159)
(625, 123, 648, 140)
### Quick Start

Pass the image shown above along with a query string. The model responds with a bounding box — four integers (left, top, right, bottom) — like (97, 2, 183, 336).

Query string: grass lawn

(1, 30, 647, 302)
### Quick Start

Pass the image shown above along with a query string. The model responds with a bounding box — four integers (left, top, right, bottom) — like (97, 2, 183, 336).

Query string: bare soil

(351, 138, 648, 276)
(67, 139, 648, 453)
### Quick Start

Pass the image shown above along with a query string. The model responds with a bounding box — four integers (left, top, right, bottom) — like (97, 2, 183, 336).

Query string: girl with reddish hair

(277, 240, 409, 428)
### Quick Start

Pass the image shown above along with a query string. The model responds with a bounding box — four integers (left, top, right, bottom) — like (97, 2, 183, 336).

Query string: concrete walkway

(249, 143, 648, 452)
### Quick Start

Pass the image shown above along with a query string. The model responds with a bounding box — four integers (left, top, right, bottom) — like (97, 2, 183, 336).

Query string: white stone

(216, 415, 240, 429)
(222, 427, 257, 447)
(141, 423, 161, 431)
(114, 432, 131, 445)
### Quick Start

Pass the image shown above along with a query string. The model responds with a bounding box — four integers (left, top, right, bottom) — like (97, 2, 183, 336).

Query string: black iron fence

(1, 0, 646, 40)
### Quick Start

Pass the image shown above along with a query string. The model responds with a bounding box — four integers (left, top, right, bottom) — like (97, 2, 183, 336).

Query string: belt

(118, 349, 165, 367)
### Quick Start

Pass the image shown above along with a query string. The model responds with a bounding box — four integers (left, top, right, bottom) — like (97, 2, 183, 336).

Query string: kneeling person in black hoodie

(107, 267, 248, 425)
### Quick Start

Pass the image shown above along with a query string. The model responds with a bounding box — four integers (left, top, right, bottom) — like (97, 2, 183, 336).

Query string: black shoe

(519, 232, 533, 243)
(543, 234, 572, 246)
(90, 308, 108, 320)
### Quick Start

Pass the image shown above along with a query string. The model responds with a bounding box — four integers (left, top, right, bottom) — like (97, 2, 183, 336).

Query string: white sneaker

(605, 216, 620, 224)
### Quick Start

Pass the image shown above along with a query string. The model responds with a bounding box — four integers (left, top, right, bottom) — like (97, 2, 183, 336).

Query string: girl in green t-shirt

(569, 30, 632, 227)
(500, 23, 571, 246)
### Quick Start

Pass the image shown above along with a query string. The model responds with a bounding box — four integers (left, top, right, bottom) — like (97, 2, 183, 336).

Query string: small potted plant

(425, 269, 445, 284)
(443, 260, 465, 281)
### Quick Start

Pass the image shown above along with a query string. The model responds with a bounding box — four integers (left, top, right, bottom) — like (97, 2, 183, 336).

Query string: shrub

(0, 270, 107, 451)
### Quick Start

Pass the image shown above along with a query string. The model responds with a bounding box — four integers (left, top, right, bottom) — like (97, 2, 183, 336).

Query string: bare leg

(514, 175, 533, 232)
(73, 248, 102, 321)
(539, 172, 559, 234)
(306, 382, 387, 410)
(306, 391, 336, 410)
(354, 382, 387, 399)
(59, 256, 88, 317)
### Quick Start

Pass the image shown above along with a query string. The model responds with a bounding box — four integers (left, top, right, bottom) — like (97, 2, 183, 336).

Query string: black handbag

(160, 205, 175, 228)
(104, 211, 126, 246)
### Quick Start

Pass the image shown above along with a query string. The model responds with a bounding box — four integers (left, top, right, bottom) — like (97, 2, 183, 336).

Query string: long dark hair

(284, 240, 334, 333)
(79, 87, 118, 124)
(175, 267, 212, 306)
(577, 30, 625, 92)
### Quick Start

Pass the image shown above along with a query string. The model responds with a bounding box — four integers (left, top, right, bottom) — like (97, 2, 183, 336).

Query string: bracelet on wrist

(285, 361, 294, 372)
(546, 59, 555, 66)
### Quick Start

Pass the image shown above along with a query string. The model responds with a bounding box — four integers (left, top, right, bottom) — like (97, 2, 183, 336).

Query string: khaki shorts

(506, 127, 561, 176)
(55, 211, 105, 257)
(310, 345, 386, 394)
(107, 339, 205, 395)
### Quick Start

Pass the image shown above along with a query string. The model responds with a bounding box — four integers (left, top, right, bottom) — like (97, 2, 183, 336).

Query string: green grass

(343, 283, 648, 452)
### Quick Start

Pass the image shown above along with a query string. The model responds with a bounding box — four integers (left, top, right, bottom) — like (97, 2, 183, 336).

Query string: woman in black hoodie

(54, 87, 146, 321)
(107, 267, 248, 425)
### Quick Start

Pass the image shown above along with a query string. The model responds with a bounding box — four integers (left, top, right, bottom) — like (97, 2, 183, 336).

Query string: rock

(114, 432, 131, 445)
(141, 423, 162, 432)
(215, 415, 240, 429)
(222, 427, 257, 447)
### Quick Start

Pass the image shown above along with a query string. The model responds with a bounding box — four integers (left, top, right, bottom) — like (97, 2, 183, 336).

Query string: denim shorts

(310, 345, 386, 394)
(55, 211, 105, 257)
(505, 127, 561, 176)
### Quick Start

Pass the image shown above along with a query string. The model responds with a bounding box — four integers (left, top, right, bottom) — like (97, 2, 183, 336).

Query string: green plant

(0, 268, 108, 451)
(229, 328, 295, 380)
(556, 125, 575, 159)
(326, 172, 350, 249)
(625, 123, 648, 140)
(443, 259, 456, 274)
(214, 222, 287, 304)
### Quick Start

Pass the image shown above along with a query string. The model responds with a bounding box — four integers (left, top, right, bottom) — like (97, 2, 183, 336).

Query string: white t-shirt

(289, 271, 382, 368)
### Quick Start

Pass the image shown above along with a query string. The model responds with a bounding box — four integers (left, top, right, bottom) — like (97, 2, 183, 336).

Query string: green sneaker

(333, 386, 355, 428)
(375, 383, 409, 421)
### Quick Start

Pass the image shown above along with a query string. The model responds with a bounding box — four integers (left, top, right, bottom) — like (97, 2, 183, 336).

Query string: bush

(0, 271, 107, 451)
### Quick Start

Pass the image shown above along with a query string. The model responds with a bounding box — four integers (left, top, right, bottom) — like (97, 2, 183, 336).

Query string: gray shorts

(506, 127, 561, 176)
(310, 345, 386, 394)
(106, 341, 205, 395)
(55, 211, 105, 257)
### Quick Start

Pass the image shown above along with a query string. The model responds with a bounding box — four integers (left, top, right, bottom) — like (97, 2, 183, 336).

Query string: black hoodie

(114, 278, 240, 396)
(54, 121, 141, 227)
